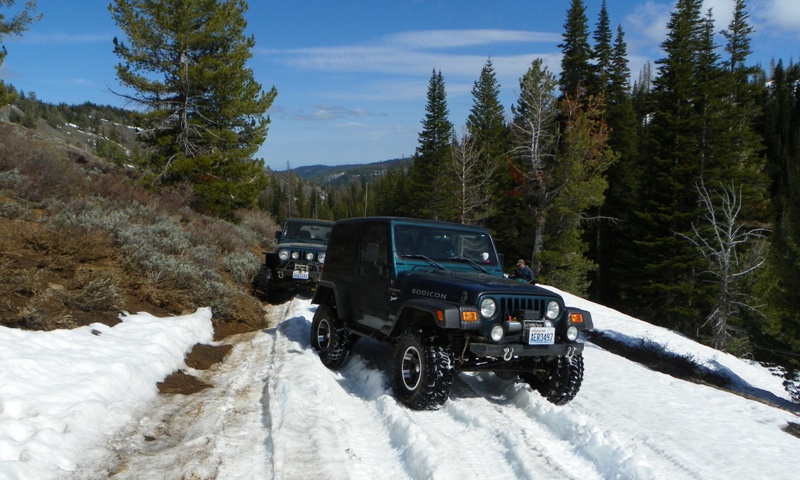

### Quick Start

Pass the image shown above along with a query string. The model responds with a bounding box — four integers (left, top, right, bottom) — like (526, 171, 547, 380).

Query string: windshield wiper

(447, 256, 488, 274)
(400, 254, 446, 270)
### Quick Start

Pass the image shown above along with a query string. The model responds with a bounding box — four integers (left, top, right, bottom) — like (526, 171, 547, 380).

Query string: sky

(1, 1, 800, 169)
(1, 292, 799, 479)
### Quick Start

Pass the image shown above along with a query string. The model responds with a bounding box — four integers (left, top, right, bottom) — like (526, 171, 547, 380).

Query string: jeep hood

(397, 269, 559, 301)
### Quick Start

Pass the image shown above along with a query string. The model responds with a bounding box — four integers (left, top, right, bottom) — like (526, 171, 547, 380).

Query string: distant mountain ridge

(287, 158, 410, 187)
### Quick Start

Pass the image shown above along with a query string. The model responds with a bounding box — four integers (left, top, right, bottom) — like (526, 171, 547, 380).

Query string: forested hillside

(1, 0, 798, 389)
(259, 0, 800, 383)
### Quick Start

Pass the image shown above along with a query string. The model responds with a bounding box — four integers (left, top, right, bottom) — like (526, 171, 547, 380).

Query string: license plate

(292, 270, 309, 280)
(528, 327, 555, 345)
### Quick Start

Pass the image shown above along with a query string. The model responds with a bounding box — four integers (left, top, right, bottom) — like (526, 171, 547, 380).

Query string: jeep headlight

(291, 251, 300, 260)
(546, 300, 560, 320)
(278, 249, 290, 261)
(306, 252, 315, 261)
(318, 252, 325, 264)
(480, 298, 497, 319)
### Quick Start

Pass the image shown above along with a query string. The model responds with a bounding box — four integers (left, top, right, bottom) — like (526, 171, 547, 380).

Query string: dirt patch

(157, 371, 212, 394)
(157, 342, 235, 395)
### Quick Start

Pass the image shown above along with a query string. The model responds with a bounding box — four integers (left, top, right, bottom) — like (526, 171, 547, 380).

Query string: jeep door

(353, 222, 393, 331)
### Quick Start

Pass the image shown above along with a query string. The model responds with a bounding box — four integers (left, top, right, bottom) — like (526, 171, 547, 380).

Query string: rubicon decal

(412, 288, 447, 299)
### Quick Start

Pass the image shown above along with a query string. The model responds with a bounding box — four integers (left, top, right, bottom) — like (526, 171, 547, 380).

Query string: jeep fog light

(566, 326, 579, 341)
(546, 301, 560, 320)
(306, 252, 315, 261)
(490, 325, 504, 342)
(480, 298, 497, 318)
(291, 251, 300, 260)
(318, 252, 325, 264)
(279, 249, 290, 261)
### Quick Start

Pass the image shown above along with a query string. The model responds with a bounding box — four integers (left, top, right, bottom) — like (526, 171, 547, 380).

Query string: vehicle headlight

(318, 252, 326, 264)
(490, 325, 504, 342)
(278, 249, 290, 261)
(306, 252, 315, 261)
(546, 300, 560, 320)
(566, 326, 579, 341)
(291, 251, 300, 260)
(480, 298, 497, 318)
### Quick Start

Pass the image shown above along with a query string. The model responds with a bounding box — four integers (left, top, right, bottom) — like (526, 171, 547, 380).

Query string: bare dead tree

(449, 130, 499, 225)
(679, 181, 769, 350)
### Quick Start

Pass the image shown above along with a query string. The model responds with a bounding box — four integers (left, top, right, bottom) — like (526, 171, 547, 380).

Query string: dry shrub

(237, 209, 279, 250)
(89, 169, 154, 206)
(134, 280, 190, 311)
(189, 216, 251, 254)
(212, 290, 267, 329)
(57, 276, 123, 312)
(18, 222, 110, 263)
(18, 152, 89, 202)
(0, 124, 38, 171)
(0, 257, 45, 297)
(158, 182, 196, 214)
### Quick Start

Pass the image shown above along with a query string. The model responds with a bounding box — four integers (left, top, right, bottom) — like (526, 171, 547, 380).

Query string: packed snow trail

(67, 296, 800, 480)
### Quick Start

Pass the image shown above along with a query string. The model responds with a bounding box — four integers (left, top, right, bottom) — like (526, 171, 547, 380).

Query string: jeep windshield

(281, 220, 333, 244)
(393, 224, 499, 267)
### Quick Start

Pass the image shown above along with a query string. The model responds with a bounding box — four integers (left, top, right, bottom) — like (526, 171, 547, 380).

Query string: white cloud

(10, 31, 112, 45)
(383, 29, 560, 49)
(755, 0, 800, 32)
(703, 0, 735, 30)
(624, 1, 672, 49)
(261, 29, 561, 80)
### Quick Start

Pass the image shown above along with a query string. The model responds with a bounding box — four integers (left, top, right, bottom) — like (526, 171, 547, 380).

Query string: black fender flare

(389, 298, 462, 337)
(565, 307, 594, 331)
(311, 280, 352, 320)
(263, 251, 281, 269)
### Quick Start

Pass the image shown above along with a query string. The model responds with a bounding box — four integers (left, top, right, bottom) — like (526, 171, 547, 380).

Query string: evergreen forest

(2, 0, 800, 381)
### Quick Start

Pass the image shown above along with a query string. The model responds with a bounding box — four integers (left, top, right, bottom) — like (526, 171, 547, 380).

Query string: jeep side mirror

(275, 230, 282, 240)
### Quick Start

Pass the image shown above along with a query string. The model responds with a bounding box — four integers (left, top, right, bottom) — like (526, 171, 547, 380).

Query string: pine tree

(590, 24, 640, 304)
(588, 0, 612, 99)
(756, 60, 800, 371)
(407, 69, 455, 220)
(0, 0, 40, 105)
(465, 58, 508, 225)
(625, 0, 707, 331)
(509, 59, 560, 271)
(109, 0, 276, 218)
(508, 59, 613, 294)
(558, 0, 593, 97)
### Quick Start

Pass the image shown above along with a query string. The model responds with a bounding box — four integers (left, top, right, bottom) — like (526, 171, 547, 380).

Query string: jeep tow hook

(502, 347, 514, 361)
(565, 345, 576, 360)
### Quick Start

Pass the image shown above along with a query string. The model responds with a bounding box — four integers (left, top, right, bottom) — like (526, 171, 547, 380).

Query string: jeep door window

(355, 223, 392, 329)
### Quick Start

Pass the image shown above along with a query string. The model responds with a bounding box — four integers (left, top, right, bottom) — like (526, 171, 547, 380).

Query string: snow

(1, 292, 798, 480)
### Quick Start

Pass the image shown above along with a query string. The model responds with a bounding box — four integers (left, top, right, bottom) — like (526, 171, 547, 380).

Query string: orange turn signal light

(462, 311, 478, 322)
(436, 310, 444, 322)
(570, 312, 584, 323)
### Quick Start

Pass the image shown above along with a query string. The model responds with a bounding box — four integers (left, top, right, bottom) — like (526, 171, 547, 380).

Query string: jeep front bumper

(469, 342, 584, 358)
(274, 263, 323, 286)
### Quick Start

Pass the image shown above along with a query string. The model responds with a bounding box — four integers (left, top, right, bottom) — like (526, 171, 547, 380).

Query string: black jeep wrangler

(252, 218, 334, 302)
(310, 217, 593, 410)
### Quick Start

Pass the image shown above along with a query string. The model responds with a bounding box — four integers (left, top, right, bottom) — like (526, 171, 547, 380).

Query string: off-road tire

(252, 265, 274, 302)
(311, 305, 356, 369)
(525, 353, 584, 405)
(392, 328, 455, 410)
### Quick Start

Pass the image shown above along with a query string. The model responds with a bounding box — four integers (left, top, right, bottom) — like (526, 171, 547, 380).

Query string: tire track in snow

(263, 300, 409, 480)
(318, 326, 600, 480)
(69, 328, 273, 479)
(445, 376, 603, 480)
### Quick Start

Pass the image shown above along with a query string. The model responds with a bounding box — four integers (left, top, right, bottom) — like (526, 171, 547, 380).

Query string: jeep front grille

(496, 296, 546, 320)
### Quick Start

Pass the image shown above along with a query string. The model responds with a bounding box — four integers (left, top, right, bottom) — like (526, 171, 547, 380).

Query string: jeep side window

(324, 223, 358, 274)
(359, 224, 388, 266)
